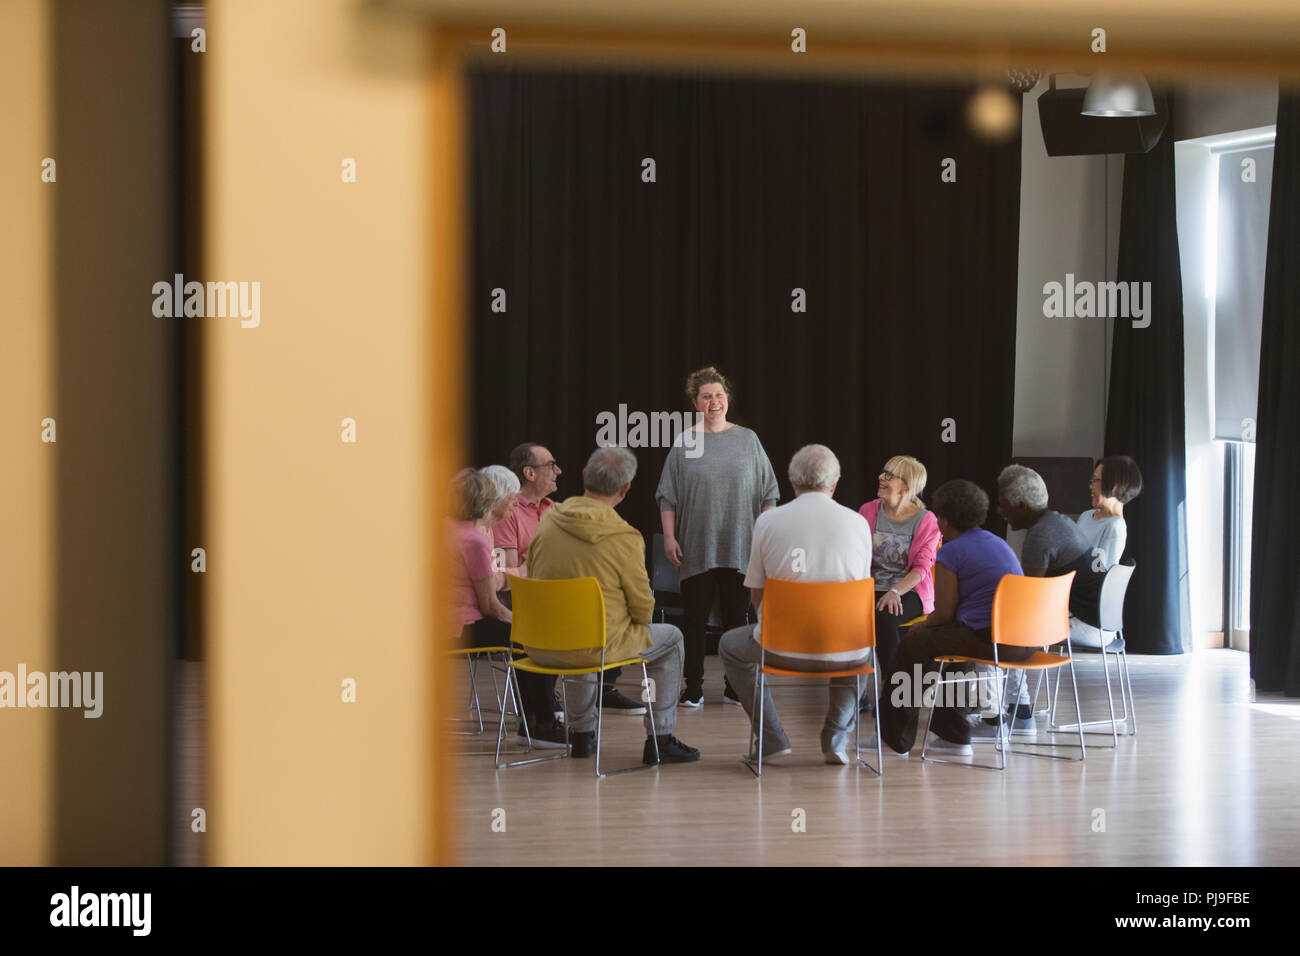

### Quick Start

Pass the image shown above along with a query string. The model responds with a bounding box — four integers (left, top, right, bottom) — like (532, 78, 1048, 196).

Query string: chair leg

(1119, 645, 1137, 735)
(746, 668, 760, 778)
(854, 671, 881, 777)
(1048, 640, 1122, 745)
(923, 663, 1008, 771)
(594, 674, 605, 779)
(643, 661, 660, 765)
(919, 661, 941, 761)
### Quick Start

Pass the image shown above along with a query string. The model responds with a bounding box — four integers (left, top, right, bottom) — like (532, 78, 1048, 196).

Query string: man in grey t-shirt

(995, 465, 1107, 720)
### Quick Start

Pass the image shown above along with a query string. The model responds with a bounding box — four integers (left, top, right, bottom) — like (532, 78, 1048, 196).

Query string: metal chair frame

(747, 654, 881, 778)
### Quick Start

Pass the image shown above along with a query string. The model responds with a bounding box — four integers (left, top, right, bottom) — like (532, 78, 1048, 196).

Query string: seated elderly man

(525, 446, 700, 764)
(878, 479, 1028, 756)
(718, 444, 874, 765)
(991, 463, 1107, 731)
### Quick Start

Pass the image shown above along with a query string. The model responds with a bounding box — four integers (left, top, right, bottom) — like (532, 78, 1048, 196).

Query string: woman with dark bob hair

(877, 479, 1030, 757)
(1072, 455, 1142, 648)
(1078, 455, 1142, 569)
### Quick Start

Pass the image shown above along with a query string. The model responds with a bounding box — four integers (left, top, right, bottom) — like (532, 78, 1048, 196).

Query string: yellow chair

(921, 572, 1087, 770)
(750, 577, 881, 777)
(498, 575, 659, 777)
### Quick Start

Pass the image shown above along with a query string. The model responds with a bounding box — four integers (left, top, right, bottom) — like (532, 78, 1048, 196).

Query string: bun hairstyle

(685, 366, 733, 406)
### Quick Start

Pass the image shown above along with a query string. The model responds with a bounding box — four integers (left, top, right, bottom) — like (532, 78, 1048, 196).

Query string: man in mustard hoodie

(526, 446, 701, 765)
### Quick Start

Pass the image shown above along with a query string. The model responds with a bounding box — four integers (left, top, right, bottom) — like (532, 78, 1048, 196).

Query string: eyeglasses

(881, 471, 899, 481)
(530, 460, 559, 472)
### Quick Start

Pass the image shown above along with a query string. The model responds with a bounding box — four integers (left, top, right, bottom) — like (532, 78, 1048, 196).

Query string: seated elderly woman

(877, 479, 1028, 757)
(857, 455, 941, 712)
(479, 464, 521, 582)
(448, 468, 565, 748)
(1071, 455, 1142, 648)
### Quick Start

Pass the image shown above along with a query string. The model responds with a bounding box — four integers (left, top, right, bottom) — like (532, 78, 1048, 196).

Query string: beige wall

(0, 0, 53, 866)
(204, 0, 436, 864)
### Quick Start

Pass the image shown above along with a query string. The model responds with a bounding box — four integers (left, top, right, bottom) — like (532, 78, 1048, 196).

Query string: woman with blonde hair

(857, 455, 941, 710)
(656, 366, 779, 707)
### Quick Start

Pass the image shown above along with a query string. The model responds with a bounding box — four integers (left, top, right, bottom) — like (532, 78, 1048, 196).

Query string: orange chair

(749, 577, 881, 777)
(921, 572, 1086, 770)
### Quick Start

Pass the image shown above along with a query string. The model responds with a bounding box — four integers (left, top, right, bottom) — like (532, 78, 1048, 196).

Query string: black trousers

(872, 589, 924, 689)
(679, 567, 750, 694)
(462, 616, 556, 728)
(878, 620, 1036, 751)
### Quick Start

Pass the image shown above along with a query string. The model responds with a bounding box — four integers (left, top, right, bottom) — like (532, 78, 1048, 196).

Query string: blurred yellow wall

(204, 0, 437, 864)
(0, 0, 53, 867)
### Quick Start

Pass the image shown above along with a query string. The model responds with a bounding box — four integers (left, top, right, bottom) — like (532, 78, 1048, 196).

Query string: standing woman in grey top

(657, 366, 780, 707)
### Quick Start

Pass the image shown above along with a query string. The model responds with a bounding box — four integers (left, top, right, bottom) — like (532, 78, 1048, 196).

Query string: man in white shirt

(718, 444, 874, 765)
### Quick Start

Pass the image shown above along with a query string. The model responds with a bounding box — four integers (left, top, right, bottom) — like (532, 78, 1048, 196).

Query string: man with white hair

(718, 444, 874, 765)
(992, 463, 1107, 733)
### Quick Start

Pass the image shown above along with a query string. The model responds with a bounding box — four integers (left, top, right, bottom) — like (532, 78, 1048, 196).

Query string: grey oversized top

(655, 424, 780, 582)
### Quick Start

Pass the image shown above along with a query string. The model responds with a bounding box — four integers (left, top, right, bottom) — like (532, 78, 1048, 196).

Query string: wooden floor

(452, 648, 1300, 865)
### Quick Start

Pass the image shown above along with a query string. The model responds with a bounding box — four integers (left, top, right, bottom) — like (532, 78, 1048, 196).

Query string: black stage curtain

(1103, 95, 1192, 654)
(1249, 92, 1300, 695)
(469, 66, 1022, 541)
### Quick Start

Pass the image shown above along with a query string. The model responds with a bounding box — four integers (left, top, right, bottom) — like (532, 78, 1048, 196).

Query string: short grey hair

(788, 444, 840, 492)
(583, 446, 638, 495)
(480, 464, 520, 510)
(451, 468, 497, 521)
(997, 464, 1049, 511)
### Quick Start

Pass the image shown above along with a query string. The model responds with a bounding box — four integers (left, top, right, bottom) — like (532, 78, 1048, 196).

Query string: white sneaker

(926, 733, 973, 756)
(824, 750, 850, 765)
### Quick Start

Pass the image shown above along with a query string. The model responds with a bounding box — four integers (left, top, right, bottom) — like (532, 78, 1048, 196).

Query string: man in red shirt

(496, 442, 561, 572)
(502, 442, 646, 717)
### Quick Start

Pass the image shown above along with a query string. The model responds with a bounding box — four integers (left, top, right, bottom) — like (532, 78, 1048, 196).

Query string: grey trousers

(527, 623, 683, 736)
(718, 624, 867, 754)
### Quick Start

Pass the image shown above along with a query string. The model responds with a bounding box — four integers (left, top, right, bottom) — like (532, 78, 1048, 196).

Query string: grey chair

(1049, 560, 1137, 744)
(650, 532, 685, 624)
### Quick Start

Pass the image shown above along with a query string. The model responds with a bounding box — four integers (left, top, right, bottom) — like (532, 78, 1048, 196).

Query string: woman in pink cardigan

(857, 455, 941, 711)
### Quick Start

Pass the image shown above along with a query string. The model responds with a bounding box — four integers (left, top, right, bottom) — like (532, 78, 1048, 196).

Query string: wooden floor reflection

(453, 649, 1298, 866)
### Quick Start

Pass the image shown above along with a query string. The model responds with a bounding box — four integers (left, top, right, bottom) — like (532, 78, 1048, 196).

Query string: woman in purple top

(878, 479, 1030, 756)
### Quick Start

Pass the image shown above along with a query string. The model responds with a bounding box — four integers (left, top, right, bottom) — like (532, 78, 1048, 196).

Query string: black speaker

(1037, 77, 1168, 156)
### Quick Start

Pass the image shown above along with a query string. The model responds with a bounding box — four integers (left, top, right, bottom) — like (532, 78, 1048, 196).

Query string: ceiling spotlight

(1081, 74, 1156, 117)
(966, 86, 1020, 141)
(1006, 68, 1043, 93)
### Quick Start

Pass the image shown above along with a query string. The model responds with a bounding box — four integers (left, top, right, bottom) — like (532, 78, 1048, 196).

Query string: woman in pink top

(857, 455, 941, 709)
(449, 468, 565, 748)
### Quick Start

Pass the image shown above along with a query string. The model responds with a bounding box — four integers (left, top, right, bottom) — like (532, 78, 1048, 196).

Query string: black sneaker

(569, 730, 596, 758)
(981, 702, 1034, 725)
(602, 687, 647, 715)
(722, 682, 743, 707)
(518, 720, 567, 749)
(678, 688, 703, 708)
(644, 734, 701, 765)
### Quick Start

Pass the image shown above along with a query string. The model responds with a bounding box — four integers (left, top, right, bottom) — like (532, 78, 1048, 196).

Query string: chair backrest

(759, 578, 876, 656)
(990, 572, 1074, 648)
(1097, 560, 1136, 632)
(650, 533, 679, 593)
(507, 575, 606, 652)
